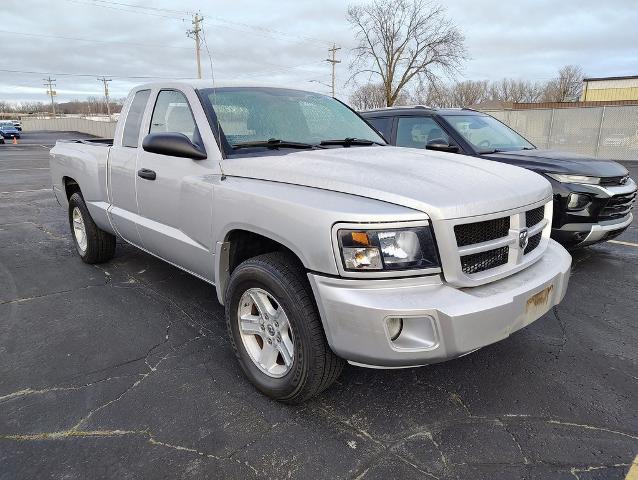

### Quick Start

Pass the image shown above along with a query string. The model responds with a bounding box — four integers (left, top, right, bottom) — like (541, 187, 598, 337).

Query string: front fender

(212, 176, 427, 304)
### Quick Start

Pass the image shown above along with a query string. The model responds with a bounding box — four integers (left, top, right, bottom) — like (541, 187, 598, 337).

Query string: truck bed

(57, 138, 114, 146)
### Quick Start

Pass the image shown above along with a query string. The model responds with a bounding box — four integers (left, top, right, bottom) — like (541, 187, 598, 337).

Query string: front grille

(599, 191, 636, 220)
(454, 217, 510, 247)
(461, 247, 509, 274)
(524, 233, 542, 255)
(525, 206, 545, 227)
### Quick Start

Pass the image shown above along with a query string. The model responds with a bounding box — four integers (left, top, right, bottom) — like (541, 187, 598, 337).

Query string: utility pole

(187, 12, 203, 79)
(43, 77, 56, 117)
(325, 44, 341, 97)
(97, 77, 112, 118)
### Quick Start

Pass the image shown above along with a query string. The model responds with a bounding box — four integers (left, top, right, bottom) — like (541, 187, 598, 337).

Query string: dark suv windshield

(442, 114, 534, 153)
(199, 87, 385, 149)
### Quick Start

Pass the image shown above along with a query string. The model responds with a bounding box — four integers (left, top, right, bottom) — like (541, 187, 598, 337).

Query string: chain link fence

(484, 105, 638, 161)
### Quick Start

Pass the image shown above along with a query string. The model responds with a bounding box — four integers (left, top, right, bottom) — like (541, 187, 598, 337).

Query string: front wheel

(68, 193, 116, 264)
(225, 252, 344, 403)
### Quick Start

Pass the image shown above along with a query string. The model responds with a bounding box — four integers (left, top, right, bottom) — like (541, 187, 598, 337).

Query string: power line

(0, 68, 190, 79)
(85, 0, 192, 15)
(0, 29, 192, 50)
(63, 0, 188, 20)
(204, 17, 333, 46)
(60, 0, 331, 46)
(0, 61, 326, 81)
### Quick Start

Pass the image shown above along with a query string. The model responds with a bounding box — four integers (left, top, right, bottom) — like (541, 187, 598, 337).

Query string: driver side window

(150, 90, 197, 142)
(396, 117, 449, 149)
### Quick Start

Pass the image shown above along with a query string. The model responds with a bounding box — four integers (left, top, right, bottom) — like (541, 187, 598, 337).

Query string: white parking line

(609, 240, 638, 248)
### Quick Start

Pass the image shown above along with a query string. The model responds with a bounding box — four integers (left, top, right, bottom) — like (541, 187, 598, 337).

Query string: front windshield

(442, 114, 534, 153)
(199, 87, 385, 148)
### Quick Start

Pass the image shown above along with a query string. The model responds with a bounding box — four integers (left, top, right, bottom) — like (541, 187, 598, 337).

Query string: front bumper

(550, 178, 636, 248)
(309, 240, 571, 368)
(553, 213, 633, 247)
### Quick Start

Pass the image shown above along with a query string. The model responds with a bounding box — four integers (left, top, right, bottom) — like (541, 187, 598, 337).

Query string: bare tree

(350, 82, 412, 110)
(541, 65, 584, 102)
(413, 79, 489, 107)
(449, 80, 489, 106)
(349, 83, 388, 110)
(488, 78, 544, 103)
(348, 0, 467, 106)
(413, 80, 451, 107)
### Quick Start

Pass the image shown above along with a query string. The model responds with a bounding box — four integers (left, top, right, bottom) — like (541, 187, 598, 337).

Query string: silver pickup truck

(50, 81, 572, 403)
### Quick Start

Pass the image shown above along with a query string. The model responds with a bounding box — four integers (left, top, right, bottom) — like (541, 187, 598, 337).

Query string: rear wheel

(225, 252, 344, 403)
(68, 192, 116, 263)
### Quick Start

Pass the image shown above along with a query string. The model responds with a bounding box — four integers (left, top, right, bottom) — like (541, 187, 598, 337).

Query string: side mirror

(425, 139, 459, 154)
(142, 132, 207, 160)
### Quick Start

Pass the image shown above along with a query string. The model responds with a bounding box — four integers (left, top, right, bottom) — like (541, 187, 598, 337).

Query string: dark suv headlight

(337, 226, 439, 272)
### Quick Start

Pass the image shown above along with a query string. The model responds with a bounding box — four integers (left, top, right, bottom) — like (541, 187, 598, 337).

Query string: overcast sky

(1, 0, 637, 105)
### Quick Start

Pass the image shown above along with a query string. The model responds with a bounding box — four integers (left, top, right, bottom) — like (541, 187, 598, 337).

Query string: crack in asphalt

(0, 375, 135, 404)
(569, 463, 630, 480)
(0, 428, 259, 476)
(546, 420, 638, 440)
(0, 283, 107, 306)
(319, 400, 638, 480)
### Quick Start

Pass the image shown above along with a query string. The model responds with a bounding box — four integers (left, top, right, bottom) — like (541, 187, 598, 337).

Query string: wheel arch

(63, 176, 82, 200)
(215, 227, 309, 305)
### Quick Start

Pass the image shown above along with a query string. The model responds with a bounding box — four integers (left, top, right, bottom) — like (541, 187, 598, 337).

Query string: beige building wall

(582, 77, 638, 101)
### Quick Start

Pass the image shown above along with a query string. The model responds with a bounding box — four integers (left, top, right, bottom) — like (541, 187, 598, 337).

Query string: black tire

(68, 192, 116, 264)
(225, 252, 344, 403)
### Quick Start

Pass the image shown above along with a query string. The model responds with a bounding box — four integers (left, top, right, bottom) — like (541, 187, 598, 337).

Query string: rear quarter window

(122, 89, 151, 148)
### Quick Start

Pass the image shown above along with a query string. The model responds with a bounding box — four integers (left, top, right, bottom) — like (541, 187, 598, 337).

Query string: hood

(222, 146, 551, 220)
(481, 149, 629, 177)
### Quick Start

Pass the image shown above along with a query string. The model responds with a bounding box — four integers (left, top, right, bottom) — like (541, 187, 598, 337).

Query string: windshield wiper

(478, 148, 507, 154)
(320, 137, 384, 147)
(232, 138, 323, 150)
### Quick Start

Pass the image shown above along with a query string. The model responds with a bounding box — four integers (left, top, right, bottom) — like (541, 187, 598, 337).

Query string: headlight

(337, 227, 439, 271)
(567, 193, 591, 210)
(546, 173, 601, 185)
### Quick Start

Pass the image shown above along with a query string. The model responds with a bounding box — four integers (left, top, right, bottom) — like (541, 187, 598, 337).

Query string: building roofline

(583, 75, 638, 82)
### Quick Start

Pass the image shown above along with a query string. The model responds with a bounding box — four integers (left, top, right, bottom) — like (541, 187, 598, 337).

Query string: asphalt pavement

(1, 132, 637, 479)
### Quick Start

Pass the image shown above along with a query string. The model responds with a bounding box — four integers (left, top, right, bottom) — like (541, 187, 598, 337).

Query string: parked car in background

(361, 107, 636, 248)
(50, 82, 571, 402)
(11, 119, 22, 131)
(0, 122, 21, 139)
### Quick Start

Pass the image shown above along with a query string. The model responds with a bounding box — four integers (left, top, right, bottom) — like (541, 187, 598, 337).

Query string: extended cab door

(134, 88, 216, 281)
(107, 88, 151, 245)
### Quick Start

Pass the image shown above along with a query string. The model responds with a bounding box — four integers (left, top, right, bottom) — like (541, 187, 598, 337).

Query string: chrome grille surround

(432, 198, 553, 288)
(599, 191, 635, 220)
